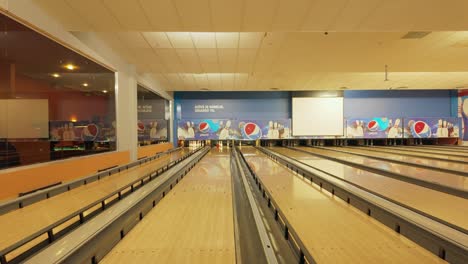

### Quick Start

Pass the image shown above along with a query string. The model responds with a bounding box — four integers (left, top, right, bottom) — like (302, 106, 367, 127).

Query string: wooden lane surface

(352, 146, 468, 163)
(241, 147, 445, 264)
(327, 146, 468, 173)
(376, 146, 468, 157)
(0, 148, 188, 256)
(408, 146, 468, 153)
(101, 148, 235, 264)
(271, 147, 468, 231)
(295, 147, 467, 191)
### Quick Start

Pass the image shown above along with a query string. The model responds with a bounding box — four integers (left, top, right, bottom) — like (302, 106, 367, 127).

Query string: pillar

(115, 67, 138, 161)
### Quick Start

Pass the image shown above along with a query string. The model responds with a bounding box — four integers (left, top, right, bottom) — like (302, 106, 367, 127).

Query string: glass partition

(0, 12, 116, 170)
(137, 85, 169, 146)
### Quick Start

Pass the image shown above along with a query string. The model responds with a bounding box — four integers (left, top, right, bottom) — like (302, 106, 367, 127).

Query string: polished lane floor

(374, 146, 468, 157)
(101, 148, 235, 264)
(350, 146, 468, 163)
(0, 148, 189, 261)
(242, 147, 445, 263)
(269, 147, 468, 232)
(294, 146, 467, 192)
(322, 146, 468, 174)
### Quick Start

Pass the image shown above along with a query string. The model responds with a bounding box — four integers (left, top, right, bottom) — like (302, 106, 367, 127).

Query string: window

(0, 12, 116, 170)
(137, 85, 169, 146)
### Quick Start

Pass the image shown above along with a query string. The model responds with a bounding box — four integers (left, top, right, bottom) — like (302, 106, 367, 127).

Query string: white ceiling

(32, 0, 468, 91)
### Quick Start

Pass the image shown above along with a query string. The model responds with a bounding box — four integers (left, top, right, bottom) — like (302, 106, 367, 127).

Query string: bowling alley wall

(173, 90, 465, 142)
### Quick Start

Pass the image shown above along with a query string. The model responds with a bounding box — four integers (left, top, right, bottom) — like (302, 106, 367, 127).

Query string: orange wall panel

(0, 151, 130, 200)
(137, 143, 173, 160)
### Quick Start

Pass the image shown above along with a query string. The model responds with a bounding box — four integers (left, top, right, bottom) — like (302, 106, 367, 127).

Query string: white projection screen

(0, 99, 49, 138)
(292, 97, 344, 136)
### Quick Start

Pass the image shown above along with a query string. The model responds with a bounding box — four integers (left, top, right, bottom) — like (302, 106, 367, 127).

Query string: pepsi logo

(199, 122, 210, 133)
(137, 121, 145, 131)
(243, 122, 262, 140)
(367, 120, 379, 131)
(82, 123, 99, 140)
(87, 124, 98, 136)
(412, 121, 431, 138)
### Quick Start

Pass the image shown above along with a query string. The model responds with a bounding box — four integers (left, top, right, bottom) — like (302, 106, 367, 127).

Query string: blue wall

(175, 90, 457, 119)
(344, 90, 456, 118)
(174, 91, 291, 119)
(173, 90, 458, 141)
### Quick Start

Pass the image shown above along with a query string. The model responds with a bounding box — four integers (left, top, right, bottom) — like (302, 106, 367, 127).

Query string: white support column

(169, 100, 174, 144)
(115, 67, 138, 161)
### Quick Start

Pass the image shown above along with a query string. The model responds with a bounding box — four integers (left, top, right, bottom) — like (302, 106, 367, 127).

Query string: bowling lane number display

(292, 97, 344, 136)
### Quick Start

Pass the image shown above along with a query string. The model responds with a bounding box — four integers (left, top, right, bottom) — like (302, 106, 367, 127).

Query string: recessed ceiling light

(51, 73, 60, 78)
(102, 90, 108, 93)
(82, 83, 89, 87)
(64, 64, 76, 70)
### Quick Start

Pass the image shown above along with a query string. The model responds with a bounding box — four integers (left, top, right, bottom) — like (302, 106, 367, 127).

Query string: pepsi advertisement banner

(346, 117, 403, 138)
(403, 118, 461, 138)
(138, 119, 169, 141)
(49, 121, 114, 142)
(459, 90, 468, 142)
(177, 119, 291, 140)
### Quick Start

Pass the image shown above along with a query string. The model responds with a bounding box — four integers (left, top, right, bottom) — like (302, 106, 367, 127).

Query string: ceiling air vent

(200, 88, 210, 91)
(401, 31, 431, 39)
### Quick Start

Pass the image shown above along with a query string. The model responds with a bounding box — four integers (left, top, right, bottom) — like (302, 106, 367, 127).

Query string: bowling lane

(352, 146, 468, 163)
(294, 147, 467, 192)
(409, 146, 468, 153)
(102, 148, 234, 264)
(269, 147, 468, 231)
(325, 146, 468, 174)
(0, 148, 189, 257)
(376, 146, 468, 157)
(241, 147, 445, 263)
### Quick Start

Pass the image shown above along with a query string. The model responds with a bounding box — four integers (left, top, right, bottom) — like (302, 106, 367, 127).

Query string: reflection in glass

(0, 12, 116, 170)
(137, 85, 169, 146)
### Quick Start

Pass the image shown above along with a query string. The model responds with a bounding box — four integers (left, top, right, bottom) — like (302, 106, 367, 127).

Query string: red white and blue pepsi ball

(411, 121, 431, 138)
(82, 123, 99, 141)
(137, 121, 145, 131)
(242, 122, 262, 140)
(198, 121, 210, 133)
(367, 120, 379, 132)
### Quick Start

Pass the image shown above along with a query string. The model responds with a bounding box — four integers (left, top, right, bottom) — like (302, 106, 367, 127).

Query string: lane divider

(237, 148, 315, 264)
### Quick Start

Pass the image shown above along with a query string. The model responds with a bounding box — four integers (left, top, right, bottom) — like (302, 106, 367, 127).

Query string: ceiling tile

(139, 0, 182, 30)
(102, 0, 152, 30)
(166, 32, 194, 48)
(66, 0, 122, 31)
